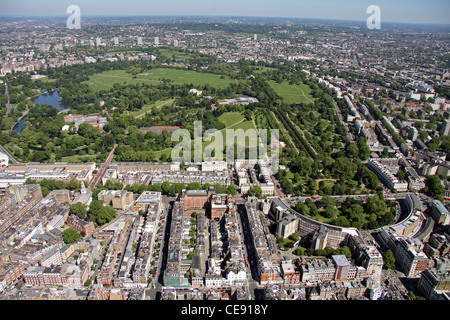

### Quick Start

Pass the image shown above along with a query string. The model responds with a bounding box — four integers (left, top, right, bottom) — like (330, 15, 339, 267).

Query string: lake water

(14, 90, 69, 132)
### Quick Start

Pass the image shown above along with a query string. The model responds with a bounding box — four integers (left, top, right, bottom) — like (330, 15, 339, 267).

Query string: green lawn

(269, 80, 315, 104)
(152, 111, 257, 161)
(204, 112, 257, 154)
(84, 68, 233, 92)
(159, 49, 192, 60)
(251, 66, 277, 74)
(217, 112, 244, 127)
(129, 99, 173, 118)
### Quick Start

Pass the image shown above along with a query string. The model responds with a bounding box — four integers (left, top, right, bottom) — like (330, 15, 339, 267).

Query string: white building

(0, 153, 9, 167)
(226, 267, 247, 286)
(201, 161, 227, 172)
(366, 158, 408, 192)
(102, 168, 117, 185)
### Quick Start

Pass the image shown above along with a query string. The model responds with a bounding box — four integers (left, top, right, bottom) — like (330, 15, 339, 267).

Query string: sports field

(84, 68, 233, 92)
(268, 80, 315, 104)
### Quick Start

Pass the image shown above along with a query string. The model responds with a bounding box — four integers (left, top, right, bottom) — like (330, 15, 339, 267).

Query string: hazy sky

(1, 0, 449, 24)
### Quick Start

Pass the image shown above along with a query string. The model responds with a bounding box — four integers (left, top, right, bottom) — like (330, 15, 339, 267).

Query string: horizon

(1, 0, 449, 25)
(1, 13, 449, 28)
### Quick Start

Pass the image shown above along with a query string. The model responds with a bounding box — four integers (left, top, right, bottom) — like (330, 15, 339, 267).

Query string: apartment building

(201, 161, 227, 172)
(66, 215, 95, 236)
(276, 213, 299, 239)
(430, 199, 450, 226)
(417, 267, 450, 300)
(366, 158, 408, 192)
(210, 194, 235, 220)
(395, 238, 431, 278)
(179, 188, 215, 215)
(97, 190, 134, 210)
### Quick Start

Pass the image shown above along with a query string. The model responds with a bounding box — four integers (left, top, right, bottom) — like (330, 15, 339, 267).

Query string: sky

(0, 0, 449, 25)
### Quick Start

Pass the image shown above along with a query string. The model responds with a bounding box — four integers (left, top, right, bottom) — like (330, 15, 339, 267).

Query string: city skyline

(0, 0, 449, 25)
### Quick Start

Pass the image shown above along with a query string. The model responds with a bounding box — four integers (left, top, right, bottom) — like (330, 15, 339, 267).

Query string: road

(88, 143, 118, 190)
(332, 97, 354, 143)
(0, 144, 20, 164)
(146, 198, 172, 300)
(270, 110, 300, 154)
(4, 83, 11, 118)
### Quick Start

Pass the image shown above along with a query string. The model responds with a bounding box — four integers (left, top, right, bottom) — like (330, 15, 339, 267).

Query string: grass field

(84, 68, 233, 92)
(153, 111, 257, 161)
(217, 112, 244, 127)
(268, 80, 315, 104)
(250, 66, 277, 74)
(203, 112, 257, 156)
(129, 99, 173, 118)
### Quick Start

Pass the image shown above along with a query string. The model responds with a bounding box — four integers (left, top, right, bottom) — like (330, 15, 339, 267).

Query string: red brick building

(66, 215, 95, 236)
(210, 194, 236, 220)
(179, 188, 215, 216)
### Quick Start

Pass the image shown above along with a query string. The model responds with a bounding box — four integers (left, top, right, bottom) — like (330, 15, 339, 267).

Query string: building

(75, 169, 92, 185)
(0, 184, 43, 235)
(395, 238, 430, 278)
(179, 188, 215, 215)
(418, 267, 450, 300)
(210, 194, 235, 220)
(440, 120, 450, 137)
(332, 255, 351, 282)
(408, 127, 419, 141)
(269, 197, 359, 249)
(430, 199, 450, 226)
(276, 214, 299, 239)
(0, 153, 9, 167)
(280, 260, 300, 285)
(0, 173, 27, 189)
(66, 215, 95, 236)
(201, 161, 227, 172)
(102, 168, 117, 185)
(366, 158, 408, 192)
(97, 190, 134, 210)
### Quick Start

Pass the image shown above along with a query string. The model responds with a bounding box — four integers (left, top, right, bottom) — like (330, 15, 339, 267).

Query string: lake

(14, 90, 69, 132)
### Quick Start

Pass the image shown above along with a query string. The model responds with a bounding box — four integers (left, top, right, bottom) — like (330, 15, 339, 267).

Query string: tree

(305, 198, 318, 216)
(382, 250, 396, 269)
(70, 202, 87, 219)
(62, 228, 81, 244)
(248, 185, 262, 198)
(365, 195, 388, 218)
(319, 195, 336, 209)
(323, 206, 338, 219)
(293, 246, 307, 256)
(294, 202, 310, 216)
(346, 143, 359, 158)
(335, 246, 352, 259)
(226, 184, 237, 196)
(425, 175, 445, 198)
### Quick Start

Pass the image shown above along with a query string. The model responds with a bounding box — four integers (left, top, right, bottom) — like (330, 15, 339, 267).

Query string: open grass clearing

(84, 68, 233, 92)
(268, 80, 315, 104)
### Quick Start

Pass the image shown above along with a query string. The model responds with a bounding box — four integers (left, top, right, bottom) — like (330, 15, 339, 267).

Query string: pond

(14, 90, 69, 132)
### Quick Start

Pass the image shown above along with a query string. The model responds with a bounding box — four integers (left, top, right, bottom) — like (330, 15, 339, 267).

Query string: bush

(62, 228, 81, 244)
